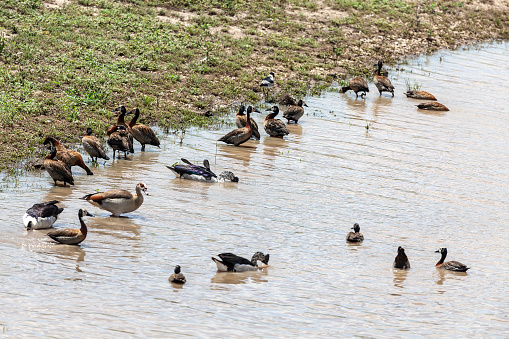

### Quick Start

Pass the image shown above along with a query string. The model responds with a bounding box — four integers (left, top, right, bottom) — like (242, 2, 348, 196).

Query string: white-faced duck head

(435, 247, 447, 254)
(297, 99, 308, 107)
(78, 209, 94, 218)
(352, 223, 360, 233)
(86, 127, 93, 136)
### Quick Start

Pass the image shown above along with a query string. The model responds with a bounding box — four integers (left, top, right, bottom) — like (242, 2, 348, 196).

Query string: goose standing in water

(404, 90, 437, 100)
(373, 61, 395, 97)
(23, 200, 64, 230)
(47, 209, 93, 245)
(283, 99, 308, 124)
(212, 252, 270, 272)
(128, 108, 160, 151)
(393, 246, 410, 269)
(417, 102, 449, 111)
(236, 105, 261, 140)
(44, 147, 74, 186)
(82, 128, 110, 163)
(435, 248, 470, 272)
(169, 265, 186, 284)
(81, 182, 148, 217)
(106, 125, 132, 159)
(340, 77, 370, 98)
(43, 137, 93, 175)
(264, 106, 290, 137)
(218, 108, 253, 146)
(167, 158, 239, 182)
(346, 223, 364, 242)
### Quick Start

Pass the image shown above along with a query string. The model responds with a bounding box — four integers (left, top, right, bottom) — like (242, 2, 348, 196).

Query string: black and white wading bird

(23, 200, 64, 230)
(260, 72, 275, 99)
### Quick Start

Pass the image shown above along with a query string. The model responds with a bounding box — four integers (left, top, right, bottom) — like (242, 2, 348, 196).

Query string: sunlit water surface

(1, 42, 508, 337)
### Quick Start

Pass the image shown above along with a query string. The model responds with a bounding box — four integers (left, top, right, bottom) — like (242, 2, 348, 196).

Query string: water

(1, 42, 508, 337)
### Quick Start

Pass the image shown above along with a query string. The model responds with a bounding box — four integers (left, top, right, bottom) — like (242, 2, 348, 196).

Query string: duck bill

(86, 211, 94, 217)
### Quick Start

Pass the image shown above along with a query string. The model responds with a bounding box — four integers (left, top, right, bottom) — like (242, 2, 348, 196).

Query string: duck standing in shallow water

(346, 223, 364, 242)
(393, 246, 410, 269)
(44, 147, 74, 186)
(417, 102, 449, 111)
(435, 248, 470, 271)
(236, 105, 261, 140)
(283, 99, 308, 124)
(264, 106, 290, 137)
(404, 90, 437, 100)
(212, 252, 270, 272)
(107, 125, 132, 159)
(373, 61, 395, 97)
(128, 108, 160, 151)
(47, 209, 93, 245)
(167, 158, 239, 182)
(218, 108, 253, 146)
(169, 265, 186, 284)
(44, 137, 93, 175)
(340, 77, 370, 98)
(81, 182, 148, 217)
(23, 200, 64, 230)
(82, 128, 110, 163)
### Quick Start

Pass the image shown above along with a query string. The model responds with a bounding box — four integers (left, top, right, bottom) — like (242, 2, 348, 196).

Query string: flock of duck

(23, 61, 464, 286)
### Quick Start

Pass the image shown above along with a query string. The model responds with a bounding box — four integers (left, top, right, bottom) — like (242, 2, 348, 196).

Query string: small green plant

(405, 79, 422, 91)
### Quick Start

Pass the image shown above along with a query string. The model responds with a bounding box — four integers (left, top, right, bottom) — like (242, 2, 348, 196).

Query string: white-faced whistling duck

(112, 105, 135, 150)
(81, 182, 148, 217)
(218, 108, 253, 146)
(283, 99, 308, 124)
(128, 108, 160, 151)
(393, 246, 410, 269)
(340, 77, 370, 98)
(23, 200, 64, 230)
(43, 137, 93, 175)
(44, 147, 74, 186)
(47, 209, 93, 245)
(374, 61, 395, 97)
(404, 90, 437, 100)
(212, 252, 270, 272)
(260, 72, 275, 98)
(435, 248, 470, 272)
(106, 125, 132, 159)
(167, 158, 239, 182)
(346, 223, 364, 242)
(417, 102, 449, 111)
(236, 105, 261, 140)
(264, 106, 290, 137)
(278, 93, 298, 106)
(169, 265, 186, 284)
(82, 128, 110, 163)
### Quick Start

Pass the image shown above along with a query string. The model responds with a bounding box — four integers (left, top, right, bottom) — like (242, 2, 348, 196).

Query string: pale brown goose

(82, 128, 110, 163)
(236, 105, 261, 140)
(374, 61, 395, 97)
(435, 248, 470, 272)
(393, 246, 410, 269)
(81, 182, 148, 217)
(404, 90, 437, 100)
(218, 109, 253, 146)
(128, 108, 160, 151)
(340, 77, 370, 98)
(283, 99, 308, 124)
(169, 265, 186, 284)
(264, 106, 289, 137)
(43, 137, 93, 175)
(417, 102, 449, 111)
(44, 147, 74, 186)
(47, 209, 93, 245)
(346, 223, 364, 242)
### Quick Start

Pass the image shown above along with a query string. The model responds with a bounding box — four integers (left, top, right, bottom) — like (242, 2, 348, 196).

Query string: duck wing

(81, 189, 132, 203)
(47, 227, 81, 239)
(218, 127, 251, 145)
(443, 261, 469, 271)
(264, 119, 289, 136)
(132, 124, 160, 146)
(218, 253, 252, 266)
(375, 75, 394, 91)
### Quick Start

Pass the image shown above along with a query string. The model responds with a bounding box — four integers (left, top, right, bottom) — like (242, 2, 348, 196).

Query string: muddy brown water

(1, 42, 508, 337)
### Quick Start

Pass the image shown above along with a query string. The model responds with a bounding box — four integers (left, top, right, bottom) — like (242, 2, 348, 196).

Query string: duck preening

(43, 137, 93, 175)
(404, 90, 437, 100)
(169, 265, 186, 284)
(236, 105, 261, 140)
(47, 209, 93, 245)
(218, 107, 253, 146)
(393, 246, 410, 269)
(283, 99, 308, 124)
(23, 200, 64, 230)
(346, 223, 364, 242)
(106, 125, 133, 159)
(82, 128, 110, 163)
(212, 252, 270, 272)
(128, 108, 160, 151)
(416, 102, 449, 111)
(340, 77, 370, 98)
(167, 158, 239, 182)
(374, 61, 395, 97)
(264, 106, 290, 137)
(44, 147, 74, 186)
(435, 248, 470, 272)
(81, 182, 148, 217)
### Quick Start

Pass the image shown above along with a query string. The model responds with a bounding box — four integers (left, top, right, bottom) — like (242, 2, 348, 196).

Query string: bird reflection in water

(211, 270, 269, 285)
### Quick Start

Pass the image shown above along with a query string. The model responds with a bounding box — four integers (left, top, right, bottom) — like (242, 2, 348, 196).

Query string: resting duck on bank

(23, 200, 64, 230)
(236, 105, 261, 140)
(212, 252, 270, 272)
(43, 137, 93, 175)
(81, 182, 148, 217)
(346, 223, 364, 242)
(264, 106, 290, 137)
(47, 209, 93, 245)
(404, 90, 437, 100)
(373, 60, 395, 97)
(393, 246, 411, 269)
(106, 125, 133, 159)
(167, 158, 239, 182)
(44, 147, 74, 186)
(128, 108, 160, 151)
(169, 265, 186, 284)
(417, 102, 449, 111)
(218, 108, 253, 146)
(340, 77, 370, 98)
(82, 128, 110, 163)
(435, 248, 470, 272)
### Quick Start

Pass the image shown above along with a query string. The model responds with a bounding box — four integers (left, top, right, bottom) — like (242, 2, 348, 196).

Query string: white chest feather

(23, 213, 57, 229)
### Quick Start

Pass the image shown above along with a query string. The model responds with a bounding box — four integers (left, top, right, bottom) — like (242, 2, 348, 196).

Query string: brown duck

(393, 246, 410, 269)
(283, 99, 308, 124)
(417, 102, 449, 111)
(264, 106, 289, 137)
(112, 106, 134, 150)
(236, 105, 261, 140)
(106, 125, 133, 159)
(218, 108, 253, 146)
(435, 248, 470, 272)
(404, 90, 437, 100)
(340, 77, 370, 98)
(169, 265, 186, 284)
(346, 223, 364, 242)
(43, 137, 93, 175)
(44, 147, 74, 186)
(47, 209, 93, 245)
(374, 61, 395, 97)
(128, 108, 160, 151)
(82, 128, 110, 163)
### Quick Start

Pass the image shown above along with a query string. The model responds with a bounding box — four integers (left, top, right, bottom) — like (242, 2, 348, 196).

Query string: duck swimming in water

(23, 200, 64, 230)
(264, 106, 290, 137)
(218, 108, 253, 146)
(44, 147, 74, 186)
(128, 108, 160, 151)
(169, 265, 186, 284)
(340, 77, 370, 98)
(393, 246, 410, 269)
(236, 105, 261, 140)
(47, 209, 93, 245)
(404, 90, 437, 100)
(82, 128, 110, 163)
(212, 252, 270, 272)
(373, 61, 395, 97)
(283, 99, 308, 124)
(417, 102, 449, 111)
(346, 223, 364, 242)
(167, 158, 239, 182)
(435, 248, 470, 272)
(81, 182, 148, 217)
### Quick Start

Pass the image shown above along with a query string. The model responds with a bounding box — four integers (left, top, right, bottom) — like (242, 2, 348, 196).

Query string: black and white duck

(167, 158, 239, 182)
(23, 200, 64, 230)
(212, 252, 270, 272)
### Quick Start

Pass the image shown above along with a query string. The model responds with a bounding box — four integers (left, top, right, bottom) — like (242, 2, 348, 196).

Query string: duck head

(398, 246, 406, 255)
(352, 223, 360, 233)
(297, 99, 308, 107)
(435, 247, 447, 254)
(46, 147, 57, 160)
(266, 106, 280, 117)
(78, 209, 94, 218)
(246, 106, 261, 114)
(237, 105, 246, 116)
(219, 171, 239, 182)
(43, 137, 56, 149)
(174, 265, 181, 274)
(137, 182, 149, 195)
(86, 128, 93, 136)
(251, 252, 270, 266)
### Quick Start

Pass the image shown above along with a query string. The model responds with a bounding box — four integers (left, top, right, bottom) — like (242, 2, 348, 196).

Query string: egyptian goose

(236, 105, 261, 140)
(264, 106, 289, 137)
(47, 209, 93, 245)
(393, 246, 411, 269)
(417, 102, 449, 111)
(435, 248, 470, 272)
(283, 99, 308, 124)
(167, 158, 239, 182)
(23, 200, 64, 230)
(218, 108, 253, 146)
(169, 265, 186, 284)
(346, 223, 364, 242)
(44, 147, 74, 186)
(81, 182, 148, 217)
(374, 61, 395, 97)
(340, 77, 370, 98)
(82, 128, 110, 163)
(106, 125, 132, 159)
(404, 90, 437, 100)
(43, 137, 93, 175)
(128, 108, 160, 151)
(212, 252, 270, 272)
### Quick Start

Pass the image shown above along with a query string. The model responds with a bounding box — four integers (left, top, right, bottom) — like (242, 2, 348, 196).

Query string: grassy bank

(0, 0, 507, 172)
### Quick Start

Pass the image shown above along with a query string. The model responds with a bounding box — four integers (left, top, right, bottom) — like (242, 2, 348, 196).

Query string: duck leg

(141, 144, 145, 151)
